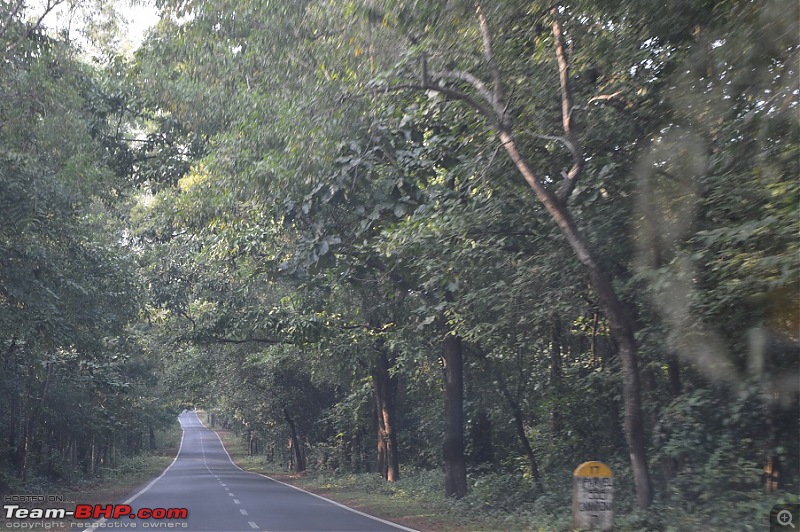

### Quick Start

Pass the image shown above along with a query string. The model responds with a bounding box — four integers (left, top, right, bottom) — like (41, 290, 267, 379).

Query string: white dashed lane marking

(202, 431, 255, 530)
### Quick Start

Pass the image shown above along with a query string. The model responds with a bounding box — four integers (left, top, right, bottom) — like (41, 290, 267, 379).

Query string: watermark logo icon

(772, 504, 799, 531)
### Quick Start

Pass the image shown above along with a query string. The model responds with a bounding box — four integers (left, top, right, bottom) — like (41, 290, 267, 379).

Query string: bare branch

(588, 90, 623, 103)
(31, 0, 63, 34)
(476, 3, 507, 126)
(530, 132, 580, 161)
(382, 82, 499, 126)
(3, 0, 68, 58)
(430, 69, 493, 107)
(381, 5, 509, 132)
(551, 9, 584, 204)
(498, 130, 562, 219)
(476, 5, 503, 107)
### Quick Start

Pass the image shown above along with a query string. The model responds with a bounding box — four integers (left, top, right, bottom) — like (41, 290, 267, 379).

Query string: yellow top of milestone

(573, 461, 613, 477)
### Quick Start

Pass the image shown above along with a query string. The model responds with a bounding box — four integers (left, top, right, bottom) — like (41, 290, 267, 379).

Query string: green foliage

(0, 3, 175, 486)
(8, 0, 789, 525)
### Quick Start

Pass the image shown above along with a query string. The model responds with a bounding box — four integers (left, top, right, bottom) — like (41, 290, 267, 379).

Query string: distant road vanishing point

(110, 411, 415, 532)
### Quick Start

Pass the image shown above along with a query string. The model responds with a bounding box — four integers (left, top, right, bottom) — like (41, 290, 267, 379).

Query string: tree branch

(431, 69, 494, 108)
(477, 4, 503, 115)
(383, 83, 498, 126)
(530, 132, 580, 161)
(588, 90, 623, 103)
(551, 10, 584, 204)
(3, 0, 68, 58)
(476, 3, 507, 127)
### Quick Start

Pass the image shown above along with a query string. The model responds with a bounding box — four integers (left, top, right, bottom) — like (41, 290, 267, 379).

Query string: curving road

(113, 411, 415, 532)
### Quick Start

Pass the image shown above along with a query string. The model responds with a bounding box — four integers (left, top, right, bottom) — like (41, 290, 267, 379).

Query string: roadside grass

(0, 420, 183, 527)
(201, 414, 794, 532)
(210, 424, 562, 532)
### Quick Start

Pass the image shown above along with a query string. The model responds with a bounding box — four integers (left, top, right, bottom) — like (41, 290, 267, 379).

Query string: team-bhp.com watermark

(4, 495, 188, 529)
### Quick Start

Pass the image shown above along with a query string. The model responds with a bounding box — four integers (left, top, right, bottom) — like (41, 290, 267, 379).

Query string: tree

(126, 0, 798, 520)
(365, 1, 656, 507)
(0, 3, 174, 484)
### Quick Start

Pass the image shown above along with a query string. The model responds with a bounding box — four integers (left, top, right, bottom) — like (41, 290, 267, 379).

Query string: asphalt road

(116, 411, 415, 532)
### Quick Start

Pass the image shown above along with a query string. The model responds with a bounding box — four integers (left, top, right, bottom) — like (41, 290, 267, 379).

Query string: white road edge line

(87, 413, 189, 528)
(124, 415, 188, 505)
(193, 411, 419, 532)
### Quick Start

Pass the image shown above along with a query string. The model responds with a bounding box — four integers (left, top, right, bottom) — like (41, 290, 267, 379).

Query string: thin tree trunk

(442, 334, 467, 499)
(493, 375, 542, 487)
(401, 6, 654, 509)
(374, 397, 387, 477)
(499, 130, 653, 508)
(283, 408, 305, 472)
(372, 347, 400, 481)
(511, 406, 542, 487)
(590, 311, 599, 366)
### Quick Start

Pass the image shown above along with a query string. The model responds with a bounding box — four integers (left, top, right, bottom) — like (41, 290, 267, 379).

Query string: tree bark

(371, 347, 400, 481)
(498, 130, 653, 508)
(374, 397, 387, 477)
(283, 408, 305, 472)
(442, 334, 467, 499)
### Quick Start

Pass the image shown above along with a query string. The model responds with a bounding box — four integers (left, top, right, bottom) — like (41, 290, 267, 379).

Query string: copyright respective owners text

(3, 495, 189, 530)
(772, 504, 800, 531)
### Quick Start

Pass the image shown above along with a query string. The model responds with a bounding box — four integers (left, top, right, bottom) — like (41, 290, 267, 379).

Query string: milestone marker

(572, 461, 613, 531)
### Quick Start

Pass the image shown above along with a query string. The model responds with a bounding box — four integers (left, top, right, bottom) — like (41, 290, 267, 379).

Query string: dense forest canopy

(1, 0, 798, 529)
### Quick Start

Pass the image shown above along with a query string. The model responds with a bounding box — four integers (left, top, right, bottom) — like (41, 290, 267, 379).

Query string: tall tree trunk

(442, 334, 467, 499)
(499, 130, 653, 508)
(406, 5, 653, 509)
(283, 408, 305, 472)
(374, 398, 387, 477)
(371, 347, 400, 481)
